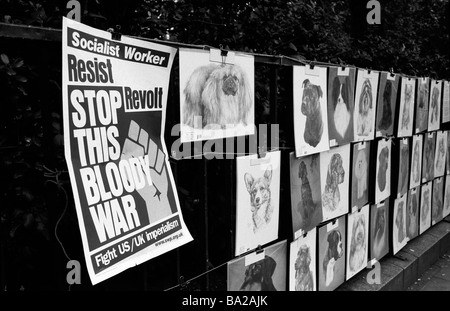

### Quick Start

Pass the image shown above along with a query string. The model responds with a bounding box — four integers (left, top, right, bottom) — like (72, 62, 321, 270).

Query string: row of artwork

(229, 128, 450, 290)
(178, 48, 450, 151)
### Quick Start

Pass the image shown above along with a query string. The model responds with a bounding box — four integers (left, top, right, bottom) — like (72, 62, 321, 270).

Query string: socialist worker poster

(62, 17, 193, 285)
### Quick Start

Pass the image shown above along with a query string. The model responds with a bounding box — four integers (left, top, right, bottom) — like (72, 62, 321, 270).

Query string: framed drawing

(406, 187, 420, 241)
(227, 240, 287, 291)
(346, 204, 369, 281)
(419, 181, 432, 235)
(327, 66, 355, 147)
(354, 69, 379, 142)
(415, 77, 429, 134)
(294, 65, 330, 157)
(398, 77, 416, 137)
(289, 152, 323, 237)
(376, 72, 400, 138)
(422, 131, 436, 184)
(235, 151, 280, 256)
(369, 199, 389, 262)
(179, 48, 255, 143)
(432, 177, 444, 226)
(442, 81, 450, 123)
(393, 194, 408, 255)
(289, 228, 317, 291)
(317, 216, 346, 291)
(434, 131, 447, 178)
(375, 138, 392, 204)
(428, 80, 442, 131)
(351, 141, 370, 210)
(320, 144, 351, 222)
(410, 134, 423, 189)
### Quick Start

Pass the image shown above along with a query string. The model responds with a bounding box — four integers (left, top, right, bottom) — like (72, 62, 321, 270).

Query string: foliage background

(1, 0, 449, 290)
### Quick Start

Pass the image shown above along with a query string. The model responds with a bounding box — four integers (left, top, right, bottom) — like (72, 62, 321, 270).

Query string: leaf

(13, 59, 24, 68)
(14, 75, 27, 83)
(1, 54, 9, 65)
(289, 42, 297, 51)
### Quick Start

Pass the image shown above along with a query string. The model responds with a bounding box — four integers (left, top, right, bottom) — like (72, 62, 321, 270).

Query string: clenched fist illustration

(121, 120, 172, 224)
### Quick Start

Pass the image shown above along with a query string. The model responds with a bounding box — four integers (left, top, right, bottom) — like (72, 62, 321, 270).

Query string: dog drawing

(322, 230, 343, 287)
(423, 137, 435, 182)
(377, 146, 389, 192)
(298, 161, 318, 229)
(412, 141, 421, 184)
(435, 137, 446, 174)
(372, 207, 386, 259)
(349, 214, 366, 272)
(354, 150, 368, 200)
(422, 188, 430, 223)
(399, 145, 409, 194)
(401, 84, 413, 131)
(432, 186, 443, 222)
(378, 80, 393, 131)
(356, 79, 373, 137)
(407, 194, 418, 238)
(396, 201, 405, 244)
(322, 153, 345, 212)
(331, 76, 351, 139)
(183, 63, 252, 129)
(301, 79, 323, 147)
(244, 166, 273, 233)
(430, 86, 440, 124)
(294, 245, 314, 291)
(418, 81, 428, 109)
(240, 255, 277, 291)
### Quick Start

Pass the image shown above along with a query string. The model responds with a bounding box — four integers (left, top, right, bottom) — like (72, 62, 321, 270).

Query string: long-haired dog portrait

(294, 245, 314, 291)
(298, 161, 318, 229)
(183, 63, 253, 129)
(378, 80, 393, 131)
(430, 86, 440, 124)
(322, 230, 343, 286)
(432, 184, 443, 222)
(401, 84, 413, 131)
(396, 201, 405, 243)
(331, 76, 352, 139)
(372, 207, 386, 259)
(354, 150, 368, 200)
(240, 255, 277, 291)
(377, 146, 389, 192)
(322, 153, 345, 212)
(356, 79, 373, 136)
(399, 145, 409, 194)
(349, 214, 366, 272)
(407, 193, 418, 238)
(435, 137, 446, 174)
(423, 137, 435, 182)
(301, 79, 323, 147)
(244, 166, 273, 233)
(418, 81, 429, 109)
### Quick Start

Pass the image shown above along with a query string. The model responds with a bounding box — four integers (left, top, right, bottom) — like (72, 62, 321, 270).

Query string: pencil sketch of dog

(349, 214, 366, 272)
(407, 194, 418, 238)
(378, 80, 393, 131)
(356, 79, 373, 136)
(430, 86, 440, 124)
(323, 230, 343, 287)
(354, 150, 368, 200)
(435, 137, 446, 174)
(423, 137, 435, 182)
(412, 140, 421, 184)
(298, 161, 319, 229)
(301, 79, 323, 147)
(422, 188, 430, 223)
(401, 84, 413, 130)
(322, 153, 345, 212)
(372, 207, 386, 259)
(244, 166, 273, 233)
(182, 63, 253, 129)
(377, 146, 389, 192)
(240, 255, 277, 291)
(331, 76, 352, 139)
(294, 245, 314, 291)
(396, 201, 405, 243)
(432, 186, 443, 222)
(399, 146, 409, 194)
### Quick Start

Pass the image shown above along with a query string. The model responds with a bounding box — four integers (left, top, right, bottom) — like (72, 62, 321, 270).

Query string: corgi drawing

(244, 166, 274, 233)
